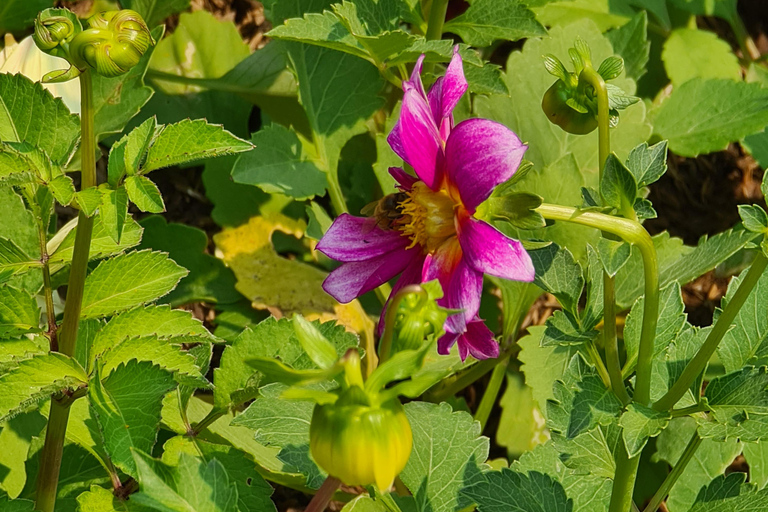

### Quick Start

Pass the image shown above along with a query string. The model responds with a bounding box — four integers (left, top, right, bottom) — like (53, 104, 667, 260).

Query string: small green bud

(33, 9, 81, 56)
(390, 281, 451, 354)
(310, 388, 412, 490)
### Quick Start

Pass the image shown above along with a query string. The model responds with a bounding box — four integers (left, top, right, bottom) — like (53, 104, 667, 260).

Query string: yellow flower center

(398, 182, 458, 253)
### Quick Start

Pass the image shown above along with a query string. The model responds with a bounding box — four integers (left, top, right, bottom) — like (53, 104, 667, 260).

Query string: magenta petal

(389, 166, 418, 190)
(317, 213, 409, 262)
(460, 320, 499, 360)
(459, 217, 535, 282)
(444, 118, 527, 211)
(437, 331, 460, 356)
(406, 54, 427, 98)
(427, 46, 467, 122)
(399, 83, 443, 189)
(387, 121, 408, 163)
(322, 247, 418, 303)
(423, 245, 483, 334)
(376, 254, 426, 336)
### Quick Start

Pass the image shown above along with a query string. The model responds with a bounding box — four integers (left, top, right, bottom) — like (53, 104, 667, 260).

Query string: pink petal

(376, 254, 426, 336)
(387, 121, 408, 163)
(317, 213, 409, 262)
(427, 46, 467, 123)
(438, 318, 499, 361)
(399, 82, 443, 189)
(444, 118, 527, 212)
(389, 166, 418, 190)
(322, 247, 419, 303)
(406, 54, 427, 99)
(458, 217, 534, 282)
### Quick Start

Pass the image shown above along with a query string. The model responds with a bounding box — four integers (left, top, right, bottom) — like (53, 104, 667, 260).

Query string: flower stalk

(642, 434, 703, 512)
(35, 67, 96, 512)
(305, 476, 342, 512)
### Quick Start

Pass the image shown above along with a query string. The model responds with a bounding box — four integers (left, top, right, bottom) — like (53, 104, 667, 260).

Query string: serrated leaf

(75, 188, 102, 217)
(552, 423, 620, 480)
(496, 373, 549, 458)
(626, 140, 668, 188)
(99, 187, 129, 244)
(76, 484, 153, 511)
(305, 202, 332, 241)
(232, 124, 327, 200)
(0, 238, 38, 284)
(125, 175, 165, 213)
(231, 383, 324, 489)
(460, 469, 571, 512)
(0, 285, 40, 336)
(540, 311, 598, 347)
(654, 79, 768, 157)
(131, 450, 239, 511)
(547, 354, 622, 439)
(214, 317, 357, 411)
(137, 216, 239, 306)
(601, 153, 637, 217)
(528, 243, 583, 314)
(518, 326, 581, 412)
(443, 0, 546, 47)
(716, 266, 768, 373)
(0, 353, 87, 422)
(606, 11, 649, 81)
(619, 403, 670, 458)
(143, 119, 253, 173)
(0, 411, 46, 498)
(595, 237, 631, 277)
(48, 174, 76, 206)
(662, 28, 741, 87)
(688, 472, 768, 512)
(743, 443, 768, 489)
(401, 402, 489, 512)
(0, 142, 53, 183)
(697, 366, 768, 442)
(89, 361, 176, 477)
(80, 250, 188, 319)
(268, 11, 368, 60)
(0, 73, 79, 163)
(738, 204, 768, 233)
(123, 117, 157, 175)
(652, 326, 710, 405)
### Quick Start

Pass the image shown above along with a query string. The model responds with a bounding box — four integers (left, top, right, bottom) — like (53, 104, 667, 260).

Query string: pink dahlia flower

(317, 48, 534, 360)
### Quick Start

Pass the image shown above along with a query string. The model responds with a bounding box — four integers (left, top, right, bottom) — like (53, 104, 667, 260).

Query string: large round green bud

(310, 388, 412, 490)
(541, 80, 598, 135)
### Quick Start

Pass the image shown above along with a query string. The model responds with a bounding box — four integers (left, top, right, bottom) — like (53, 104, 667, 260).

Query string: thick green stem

(654, 252, 768, 411)
(585, 339, 612, 390)
(609, 443, 640, 512)
(35, 70, 97, 512)
(580, 67, 610, 171)
(474, 357, 508, 430)
(306, 476, 342, 512)
(642, 434, 702, 512)
(422, 0, 449, 75)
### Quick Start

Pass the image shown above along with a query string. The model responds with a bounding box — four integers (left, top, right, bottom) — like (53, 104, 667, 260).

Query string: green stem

(579, 67, 610, 171)
(422, 0, 449, 74)
(670, 403, 709, 418)
(729, 14, 761, 62)
(189, 407, 227, 437)
(426, 356, 499, 403)
(38, 218, 58, 352)
(654, 252, 768, 411)
(306, 476, 342, 512)
(585, 339, 613, 390)
(609, 443, 640, 512)
(474, 357, 508, 431)
(35, 70, 97, 512)
(642, 434, 702, 512)
(378, 285, 423, 363)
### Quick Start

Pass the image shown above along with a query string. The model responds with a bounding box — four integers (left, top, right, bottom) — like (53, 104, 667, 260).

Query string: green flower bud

(541, 79, 598, 135)
(390, 281, 450, 354)
(33, 9, 80, 55)
(310, 387, 412, 490)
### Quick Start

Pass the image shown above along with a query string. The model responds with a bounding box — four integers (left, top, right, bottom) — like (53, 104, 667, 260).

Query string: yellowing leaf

(214, 214, 374, 346)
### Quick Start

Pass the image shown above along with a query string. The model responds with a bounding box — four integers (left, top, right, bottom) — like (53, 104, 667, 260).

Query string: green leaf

(518, 326, 581, 412)
(48, 175, 76, 206)
(0, 285, 40, 336)
(47, 216, 144, 275)
(292, 316, 339, 369)
(401, 402, 489, 512)
(143, 119, 253, 173)
(122, 0, 190, 27)
(551, 424, 620, 480)
(655, 417, 742, 512)
(161, 436, 277, 512)
(605, 11, 649, 81)
(202, 155, 266, 228)
(461, 469, 571, 512)
(131, 450, 239, 511)
(652, 326, 710, 405)
(488, 193, 545, 230)
(619, 403, 670, 458)
(0, 0, 54, 32)
(232, 124, 328, 200)
(626, 140, 668, 188)
(529, 243, 583, 314)
(92, 26, 163, 140)
(595, 238, 631, 277)
(0, 142, 52, 184)
(738, 204, 768, 233)
(268, 10, 366, 59)
(99, 187, 129, 244)
(512, 441, 611, 512)
(214, 317, 357, 410)
(688, 473, 768, 512)
(662, 29, 741, 87)
(76, 484, 153, 511)
(716, 266, 768, 373)
(744, 443, 768, 489)
(285, 43, 384, 174)
(697, 366, 768, 442)
(136, 216, 239, 306)
(496, 373, 549, 458)
(305, 202, 333, 241)
(125, 176, 165, 214)
(601, 153, 637, 217)
(0, 353, 87, 422)
(547, 354, 622, 439)
(89, 361, 176, 477)
(231, 383, 324, 489)
(0, 411, 46, 498)
(263, 0, 335, 24)
(75, 188, 103, 217)
(80, 250, 188, 319)
(540, 310, 598, 347)
(443, 0, 546, 47)
(0, 73, 79, 163)
(0, 188, 39, 292)
(654, 78, 768, 157)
